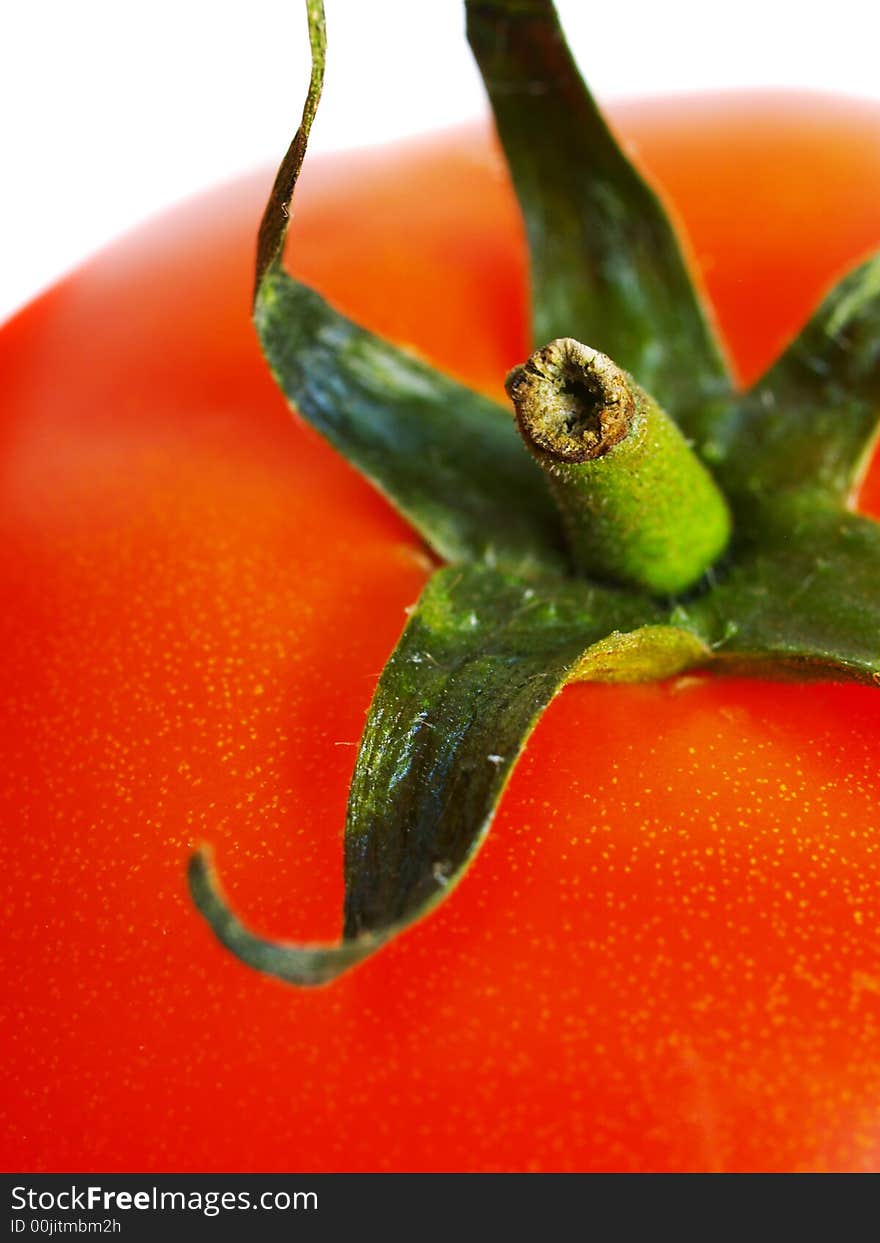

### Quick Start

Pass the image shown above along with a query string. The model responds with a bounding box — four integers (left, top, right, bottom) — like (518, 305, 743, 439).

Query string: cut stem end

(506, 338, 733, 597)
(506, 339, 635, 463)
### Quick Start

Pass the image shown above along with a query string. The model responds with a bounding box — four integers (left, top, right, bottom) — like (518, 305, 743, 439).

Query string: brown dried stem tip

(506, 338, 732, 597)
(506, 338, 635, 463)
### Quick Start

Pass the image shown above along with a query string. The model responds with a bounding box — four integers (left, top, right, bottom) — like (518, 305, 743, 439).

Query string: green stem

(506, 338, 732, 596)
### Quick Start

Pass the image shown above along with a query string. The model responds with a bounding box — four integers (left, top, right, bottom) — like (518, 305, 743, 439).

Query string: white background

(3, 0, 880, 325)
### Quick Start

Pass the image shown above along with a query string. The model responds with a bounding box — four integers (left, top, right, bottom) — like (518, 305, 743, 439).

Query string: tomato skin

(4, 94, 880, 1173)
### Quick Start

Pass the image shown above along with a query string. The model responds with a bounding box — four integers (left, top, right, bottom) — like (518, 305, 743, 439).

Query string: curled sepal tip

(254, 0, 327, 297)
(188, 846, 386, 987)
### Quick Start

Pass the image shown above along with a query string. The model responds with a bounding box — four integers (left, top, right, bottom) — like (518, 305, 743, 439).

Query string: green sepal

(256, 270, 566, 573)
(190, 564, 675, 984)
(689, 514, 880, 683)
(465, 0, 731, 419)
(252, 0, 565, 575)
(341, 565, 663, 937)
(701, 254, 880, 518)
(571, 624, 711, 683)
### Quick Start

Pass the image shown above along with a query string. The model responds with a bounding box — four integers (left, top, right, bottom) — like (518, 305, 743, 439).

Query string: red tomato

(4, 93, 880, 1174)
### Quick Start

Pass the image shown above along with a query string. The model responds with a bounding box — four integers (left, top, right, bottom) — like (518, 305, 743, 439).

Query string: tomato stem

(506, 338, 732, 596)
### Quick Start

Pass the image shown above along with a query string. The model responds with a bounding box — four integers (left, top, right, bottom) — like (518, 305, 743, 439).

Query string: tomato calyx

(189, 0, 880, 986)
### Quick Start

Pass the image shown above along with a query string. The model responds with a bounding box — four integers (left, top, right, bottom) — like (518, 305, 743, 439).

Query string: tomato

(4, 92, 880, 1174)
